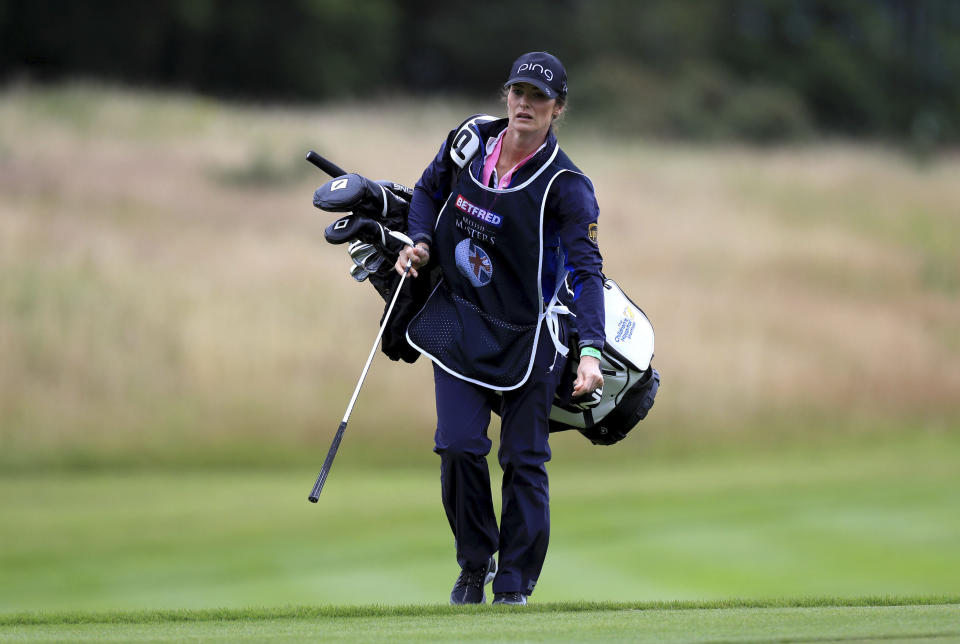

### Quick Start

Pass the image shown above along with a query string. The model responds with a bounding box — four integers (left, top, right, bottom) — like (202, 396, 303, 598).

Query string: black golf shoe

(492, 592, 527, 606)
(449, 556, 496, 605)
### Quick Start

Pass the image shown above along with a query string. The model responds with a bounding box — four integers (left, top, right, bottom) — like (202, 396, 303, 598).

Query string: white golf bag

(550, 278, 659, 445)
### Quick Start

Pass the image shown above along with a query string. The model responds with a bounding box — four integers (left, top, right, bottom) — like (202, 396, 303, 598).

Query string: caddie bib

(407, 144, 573, 390)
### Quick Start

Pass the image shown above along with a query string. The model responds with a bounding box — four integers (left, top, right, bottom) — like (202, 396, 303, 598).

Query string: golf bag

(548, 279, 659, 445)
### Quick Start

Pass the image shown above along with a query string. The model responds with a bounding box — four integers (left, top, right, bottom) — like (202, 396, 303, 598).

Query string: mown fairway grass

(2, 600, 959, 643)
(2, 435, 958, 614)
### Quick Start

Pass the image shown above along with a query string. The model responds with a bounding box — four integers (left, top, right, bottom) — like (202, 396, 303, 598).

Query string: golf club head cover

(325, 215, 386, 246)
(313, 173, 410, 224)
(325, 215, 408, 255)
(376, 180, 414, 203)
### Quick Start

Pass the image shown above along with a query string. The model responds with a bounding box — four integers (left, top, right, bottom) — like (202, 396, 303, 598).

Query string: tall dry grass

(1, 84, 958, 467)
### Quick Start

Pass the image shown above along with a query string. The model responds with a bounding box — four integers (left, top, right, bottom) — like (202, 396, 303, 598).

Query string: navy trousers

(433, 330, 566, 596)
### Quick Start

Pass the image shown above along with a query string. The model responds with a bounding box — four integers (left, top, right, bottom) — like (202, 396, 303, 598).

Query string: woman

(395, 51, 605, 605)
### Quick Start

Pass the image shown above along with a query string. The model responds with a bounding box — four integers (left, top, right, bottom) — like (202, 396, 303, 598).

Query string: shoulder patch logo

(455, 238, 493, 287)
(588, 223, 599, 245)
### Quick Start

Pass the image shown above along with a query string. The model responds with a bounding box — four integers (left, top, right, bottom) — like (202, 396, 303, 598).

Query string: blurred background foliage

(1, 0, 959, 145)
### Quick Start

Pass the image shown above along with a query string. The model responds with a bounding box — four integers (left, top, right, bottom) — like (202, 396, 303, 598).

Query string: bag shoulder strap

(447, 114, 498, 193)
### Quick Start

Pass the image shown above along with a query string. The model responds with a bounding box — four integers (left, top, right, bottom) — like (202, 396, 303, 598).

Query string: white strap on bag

(544, 290, 574, 358)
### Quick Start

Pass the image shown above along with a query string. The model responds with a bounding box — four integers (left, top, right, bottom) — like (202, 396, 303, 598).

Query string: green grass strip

(3, 596, 958, 626)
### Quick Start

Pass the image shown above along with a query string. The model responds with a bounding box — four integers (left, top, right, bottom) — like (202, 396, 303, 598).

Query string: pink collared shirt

(481, 129, 547, 189)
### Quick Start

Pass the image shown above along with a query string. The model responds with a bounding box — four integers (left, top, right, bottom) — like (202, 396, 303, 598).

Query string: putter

(308, 230, 416, 502)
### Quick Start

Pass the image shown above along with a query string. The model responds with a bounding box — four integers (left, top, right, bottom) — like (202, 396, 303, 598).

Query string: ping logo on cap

(517, 62, 554, 81)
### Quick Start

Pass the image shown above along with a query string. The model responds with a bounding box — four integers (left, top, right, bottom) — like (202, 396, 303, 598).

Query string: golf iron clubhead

(361, 253, 385, 272)
(348, 241, 385, 272)
(347, 240, 373, 264)
(348, 263, 369, 282)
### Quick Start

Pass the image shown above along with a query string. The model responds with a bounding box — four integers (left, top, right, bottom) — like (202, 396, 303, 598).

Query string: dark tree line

(1, 0, 957, 143)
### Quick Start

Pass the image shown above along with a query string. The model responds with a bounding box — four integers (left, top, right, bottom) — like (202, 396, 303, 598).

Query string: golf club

(308, 229, 416, 502)
(348, 263, 370, 282)
(306, 150, 348, 179)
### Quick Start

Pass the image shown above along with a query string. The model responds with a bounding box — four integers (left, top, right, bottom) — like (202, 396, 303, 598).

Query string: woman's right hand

(395, 242, 430, 278)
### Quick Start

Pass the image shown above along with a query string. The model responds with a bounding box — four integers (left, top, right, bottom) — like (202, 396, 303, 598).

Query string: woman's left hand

(572, 355, 604, 398)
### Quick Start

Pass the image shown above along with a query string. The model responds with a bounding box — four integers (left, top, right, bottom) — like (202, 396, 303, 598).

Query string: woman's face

(507, 83, 559, 136)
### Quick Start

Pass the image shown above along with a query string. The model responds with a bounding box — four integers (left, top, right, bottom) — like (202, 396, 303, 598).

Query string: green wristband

(580, 347, 601, 360)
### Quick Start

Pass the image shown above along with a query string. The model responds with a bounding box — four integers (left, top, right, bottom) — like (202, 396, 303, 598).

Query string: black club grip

(305, 151, 348, 179)
(308, 420, 348, 502)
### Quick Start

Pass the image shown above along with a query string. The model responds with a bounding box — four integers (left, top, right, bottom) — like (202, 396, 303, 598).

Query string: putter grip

(305, 151, 348, 179)
(308, 420, 348, 502)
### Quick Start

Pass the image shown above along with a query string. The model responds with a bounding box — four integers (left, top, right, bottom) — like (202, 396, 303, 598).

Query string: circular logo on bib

(455, 238, 493, 287)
